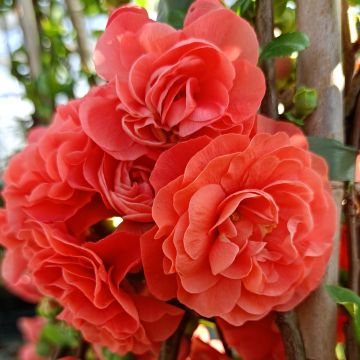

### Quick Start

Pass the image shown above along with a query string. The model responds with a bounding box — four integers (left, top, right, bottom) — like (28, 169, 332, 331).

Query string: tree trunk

(296, 1, 344, 358)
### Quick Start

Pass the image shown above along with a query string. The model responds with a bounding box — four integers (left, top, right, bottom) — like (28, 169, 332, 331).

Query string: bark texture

(296, 1, 344, 359)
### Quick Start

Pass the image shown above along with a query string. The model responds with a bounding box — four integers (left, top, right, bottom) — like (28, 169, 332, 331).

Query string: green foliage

(40, 322, 80, 348)
(273, 0, 287, 19)
(308, 137, 357, 181)
(230, 0, 256, 22)
(347, 0, 360, 6)
(5, 0, 107, 124)
(326, 285, 360, 343)
(157, 0, 193, 28)
(36, 320, 81, 357)
(274, 1, 296, 33)
(102, 348, 136, 360)
(259, 32, 310, 62)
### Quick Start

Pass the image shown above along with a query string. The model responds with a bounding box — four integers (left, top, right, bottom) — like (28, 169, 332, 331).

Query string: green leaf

(273, 0, 287, 19)
(40, 322, 80, 348)
(259, 32, 310, 62)
(284, 112, 304, 126)
(325, 285, 360, 343)
(231, 0, 253, 14)
(275, 7, 296, 33)
(157, 0, 192, 28)
(308, 137, 357, 181)
(347, 0, 360, 6)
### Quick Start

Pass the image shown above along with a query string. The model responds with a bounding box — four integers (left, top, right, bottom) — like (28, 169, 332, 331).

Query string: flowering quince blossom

(0, 0, 338, 357)
(0, 83, 183, 355)
(24, 221, 183, 355)
(3, 84, 154, 226)
(141, 124, 336, 325)
(91, 0, 265, 159)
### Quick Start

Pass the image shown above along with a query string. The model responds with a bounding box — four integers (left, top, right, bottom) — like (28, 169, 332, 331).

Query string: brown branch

(352, 94, 360, 152)
(255, 0, 278, 119)
(342, 0, 354, 97)
(296, 1, 344, 356)
(345, 320, 359, 360)
(347, 186, 360, 293)
(345, 71, 360, 119)
(344, 185, 360, 359)
(275, 311, 306, 360)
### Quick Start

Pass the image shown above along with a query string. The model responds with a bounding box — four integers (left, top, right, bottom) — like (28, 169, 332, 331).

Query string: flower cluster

(0, 0, 335, 359)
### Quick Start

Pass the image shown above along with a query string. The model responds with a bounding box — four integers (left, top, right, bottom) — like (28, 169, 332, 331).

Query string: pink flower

(90, 0, 265, 159)
(17, 316, 46, 360)
(218, 314, 285, 360)
(141, 130, 335, 325)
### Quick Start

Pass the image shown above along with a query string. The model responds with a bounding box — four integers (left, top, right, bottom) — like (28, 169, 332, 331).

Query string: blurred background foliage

(0, 0, 160, 176)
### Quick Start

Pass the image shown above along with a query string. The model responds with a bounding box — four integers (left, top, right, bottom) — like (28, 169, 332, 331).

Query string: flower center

(230, 211, 241, 223)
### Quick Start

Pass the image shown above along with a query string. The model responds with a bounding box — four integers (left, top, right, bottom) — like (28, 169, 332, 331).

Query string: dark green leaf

(259, 32, 310, 62)
(231, 0, 253, 14)
(308, 137, 357, 181)
(157, 0, 193, 28)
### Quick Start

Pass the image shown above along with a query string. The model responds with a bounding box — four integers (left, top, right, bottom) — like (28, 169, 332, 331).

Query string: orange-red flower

(141, 130, 335, 325)
(12, 220, 183, 355)
(91, 0, 264, 158)
(0, 84, 181, 355)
